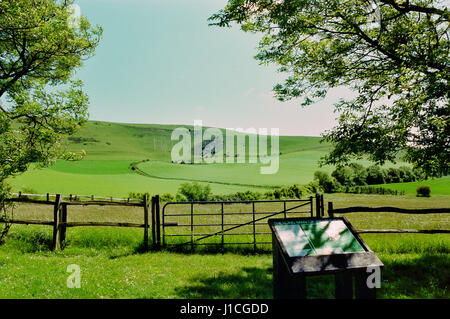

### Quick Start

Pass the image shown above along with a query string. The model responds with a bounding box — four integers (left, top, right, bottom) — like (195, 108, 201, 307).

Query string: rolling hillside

(8, 121, 334, 196)
(8, 120, 446, 197)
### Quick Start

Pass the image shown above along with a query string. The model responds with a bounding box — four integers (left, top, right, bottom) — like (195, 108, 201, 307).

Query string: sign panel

(273, 219, 365, 257)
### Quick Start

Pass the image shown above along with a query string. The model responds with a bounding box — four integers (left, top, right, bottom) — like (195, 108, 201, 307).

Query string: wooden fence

(3, 193, 447, 251)
(0, 193, 163, 250)
(0, 193, 325, 252)
(327, 202, 450, 234)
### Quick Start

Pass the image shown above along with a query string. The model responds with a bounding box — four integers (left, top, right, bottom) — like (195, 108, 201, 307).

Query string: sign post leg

(355, 270, 377, 299)
(272, 237, 307, 299)
(335, 272, 353, 299)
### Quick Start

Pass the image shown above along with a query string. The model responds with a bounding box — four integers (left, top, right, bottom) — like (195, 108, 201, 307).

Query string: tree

(386, 167, 401, 183)
(314, 170, 341, 192)
(0, 0, 102, 184)
(348, 162, 368, 185)
(331, 166, 354, 186)
(366, 165, 386, 184)
(398, 165, 416, 182)
(177, 182, 212, 201)
(210, 0, 449, 177)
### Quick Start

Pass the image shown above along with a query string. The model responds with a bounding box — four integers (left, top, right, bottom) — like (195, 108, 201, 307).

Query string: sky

(75, 0, 355, 136)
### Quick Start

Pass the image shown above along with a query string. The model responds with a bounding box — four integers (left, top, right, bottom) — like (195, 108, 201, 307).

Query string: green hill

(63, 121, 330, 161)
(8, 121, 334, 196)
(9, 120, 446, 197)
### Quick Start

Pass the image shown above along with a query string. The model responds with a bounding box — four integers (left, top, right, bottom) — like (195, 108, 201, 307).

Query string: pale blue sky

(75, 0, 354, 136)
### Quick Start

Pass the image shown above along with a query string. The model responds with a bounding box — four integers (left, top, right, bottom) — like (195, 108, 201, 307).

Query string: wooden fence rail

(3, 194, 448, 251)
(327, 202, 450, 234)
(0, 194, 161, 251)
(10, 192, 143, 203)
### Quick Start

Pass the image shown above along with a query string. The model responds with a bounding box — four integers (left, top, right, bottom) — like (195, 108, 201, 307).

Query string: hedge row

(314, 163, 426, 193)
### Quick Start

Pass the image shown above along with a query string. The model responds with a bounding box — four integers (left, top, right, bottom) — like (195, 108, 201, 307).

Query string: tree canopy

(210, 0, 449, 177)
(0, 0, 102, 183)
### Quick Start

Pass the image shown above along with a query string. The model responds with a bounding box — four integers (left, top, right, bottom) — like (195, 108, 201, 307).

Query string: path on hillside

(129, 160, 281, 190)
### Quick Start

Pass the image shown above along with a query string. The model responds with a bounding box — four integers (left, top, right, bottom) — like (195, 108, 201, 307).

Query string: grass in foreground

(0, 223, 448, 299)
(1, 194, 448, 298)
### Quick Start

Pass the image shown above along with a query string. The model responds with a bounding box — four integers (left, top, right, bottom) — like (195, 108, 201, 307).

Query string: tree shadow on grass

(379, 253, 450, 298)
(164, 244, 270, 256)
(174, 253, 449, 299)
(175, 267, 273, 299)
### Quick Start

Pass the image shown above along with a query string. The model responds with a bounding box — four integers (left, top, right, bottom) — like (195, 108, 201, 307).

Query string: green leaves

(211, 0, 449, 176)
(0, 0, 102, 182)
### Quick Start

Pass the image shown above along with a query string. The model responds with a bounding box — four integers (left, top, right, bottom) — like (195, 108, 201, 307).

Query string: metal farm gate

(162, 195, 324, 251)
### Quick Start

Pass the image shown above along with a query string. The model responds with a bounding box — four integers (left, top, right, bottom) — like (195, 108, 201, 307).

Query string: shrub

(398, 166, 416, 183)
(366, 165, 386, 184)
(234, 191, 263, 201)
(159, 181, 324, 203)
(160, 193, 175, 202)
(175, 193, 187, 202)
(314, 171, 340, 193)
(413, 168, 426, 181)
(386, 168, 401, 183)
(331, 166, 354, 187)
(332, 164, 424, 186)
(345, 186, 404, 195)
(128, 192, 150, 200)
(0, 182, 12, 243)
(209, 191, 262, 202)
(271, 182, 323, 199)
(302, 181, 324, 194)
(349, 163, 368, 186)
(263, 191, 275, 200)
(416, 186, 431, 197)
(177, 182, 211, 201)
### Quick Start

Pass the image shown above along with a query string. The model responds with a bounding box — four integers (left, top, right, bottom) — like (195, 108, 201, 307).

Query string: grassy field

(375, 176, 450, 196)
(2, 120, 449, 299)
(7, 121, 335, 195)
(8, 120, 448, 197)
(0, 194, 448, 299)
(0, 241, 448, 299)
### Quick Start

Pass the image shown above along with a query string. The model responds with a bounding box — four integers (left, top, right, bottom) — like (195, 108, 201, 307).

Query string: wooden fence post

(252, 202, 256, 253)
(320, 194, 325, 217)
(151, 196, 156, 249)
(328, 202, 334, 218)
(221, 202, 224, 252)
(60, 203, 68, 249)
(155, 195, 161, 249)
(52, 194, 62, 251)
(143, 195, 149, 251)
(190, 202, 194, 251)
(315, 194, 321, 218)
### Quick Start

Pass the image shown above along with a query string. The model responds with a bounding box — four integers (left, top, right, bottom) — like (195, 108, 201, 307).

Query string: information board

(273, 219, 366, 257)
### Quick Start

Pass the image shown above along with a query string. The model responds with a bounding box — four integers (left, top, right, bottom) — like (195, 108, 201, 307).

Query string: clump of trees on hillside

(314, 164, 426, 193)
